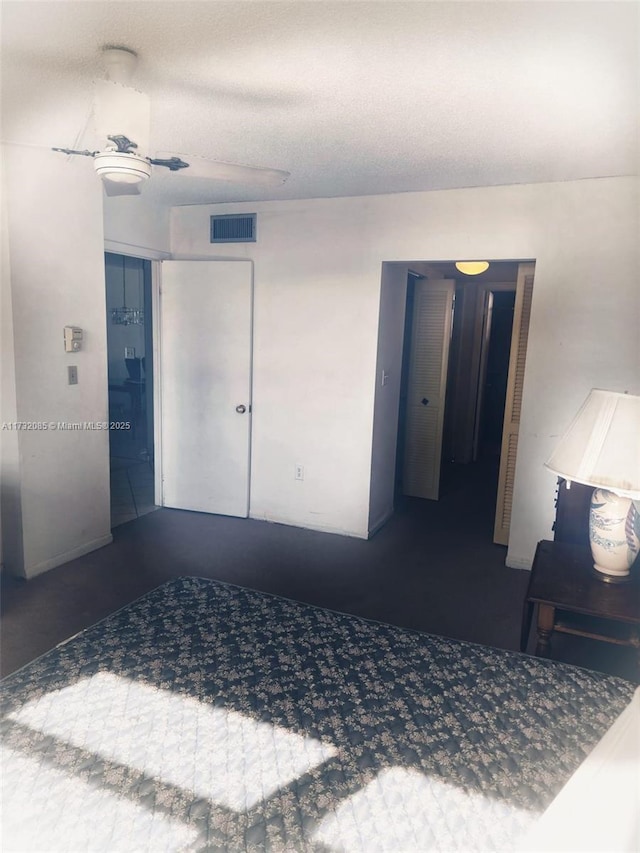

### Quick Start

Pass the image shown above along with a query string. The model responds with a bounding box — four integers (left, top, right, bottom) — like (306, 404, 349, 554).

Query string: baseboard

(249, 512, 368, 540)
(506, 555, 533, 571)
(368, 509, 394, 538)
(25, 533, 114, 579)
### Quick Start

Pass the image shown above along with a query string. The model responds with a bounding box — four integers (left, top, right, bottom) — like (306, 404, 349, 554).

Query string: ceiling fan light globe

(94, 151, 151, 185)
(106, 172, 144, 185)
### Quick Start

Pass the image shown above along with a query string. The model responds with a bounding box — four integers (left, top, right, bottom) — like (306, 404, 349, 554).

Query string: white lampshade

(546, 390, 640, 581)
(545, 390, 640, 499)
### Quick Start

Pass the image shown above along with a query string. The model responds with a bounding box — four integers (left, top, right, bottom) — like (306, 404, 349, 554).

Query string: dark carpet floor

(1, 458, 636, 681)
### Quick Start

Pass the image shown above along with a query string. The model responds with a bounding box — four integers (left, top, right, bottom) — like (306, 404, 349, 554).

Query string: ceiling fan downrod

(101, 46, 138, 84)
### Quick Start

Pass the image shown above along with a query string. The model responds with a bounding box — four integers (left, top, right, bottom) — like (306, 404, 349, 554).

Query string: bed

(1, 576, 635, 852)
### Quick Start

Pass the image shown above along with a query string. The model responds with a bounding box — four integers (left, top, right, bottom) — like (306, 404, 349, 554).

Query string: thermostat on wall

(64, 326, 83, 352)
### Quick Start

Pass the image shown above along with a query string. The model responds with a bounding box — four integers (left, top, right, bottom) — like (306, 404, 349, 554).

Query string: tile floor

(110, 458, 158, 528)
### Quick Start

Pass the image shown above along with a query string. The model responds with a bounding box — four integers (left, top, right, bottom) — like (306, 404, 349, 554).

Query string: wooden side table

(522, 540, 640, 670)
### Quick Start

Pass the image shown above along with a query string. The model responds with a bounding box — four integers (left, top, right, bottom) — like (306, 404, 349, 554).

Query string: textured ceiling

(2, 1, 638, 207)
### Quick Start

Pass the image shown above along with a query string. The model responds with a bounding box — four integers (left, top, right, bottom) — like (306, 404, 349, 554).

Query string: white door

(159, 260, 252, 517)
(403, 278, 455, 500)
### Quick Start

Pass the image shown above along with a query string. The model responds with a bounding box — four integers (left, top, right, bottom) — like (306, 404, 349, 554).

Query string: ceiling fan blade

(94, 79, 151, 155)
(154, 152, 290, 186)
(102, 179, 141, 197)
(51, 146, 97, 158)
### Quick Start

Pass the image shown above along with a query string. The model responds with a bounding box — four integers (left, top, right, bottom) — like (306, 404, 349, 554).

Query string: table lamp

(545, 389, 640, 582)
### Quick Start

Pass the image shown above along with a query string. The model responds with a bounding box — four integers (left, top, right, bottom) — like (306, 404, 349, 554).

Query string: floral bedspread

(1, 577, 634, 852)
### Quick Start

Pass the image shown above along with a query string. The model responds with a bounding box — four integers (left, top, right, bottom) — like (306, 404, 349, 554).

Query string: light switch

(68, 365, 78, 385)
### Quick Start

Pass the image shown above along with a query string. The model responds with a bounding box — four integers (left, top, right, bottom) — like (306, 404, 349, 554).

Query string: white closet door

(159, 260, 252, 517)
(403, 279, 455, 500)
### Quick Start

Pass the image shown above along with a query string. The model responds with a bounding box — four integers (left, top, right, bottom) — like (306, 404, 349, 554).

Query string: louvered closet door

(403, 279, 455, 500)
(493, 263, 535, 545)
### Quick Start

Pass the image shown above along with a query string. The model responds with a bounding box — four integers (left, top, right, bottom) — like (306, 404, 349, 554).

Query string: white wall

(0, 146, 23, 572)
(172, 176, 639, 567)
(173, 198, 382, 537)
(103, 193, 170, 260)
(2, 145, 113, 577)
(368, 263, 408, 533)
(2, 169, 635, 576)
(1, 149, 170, 579)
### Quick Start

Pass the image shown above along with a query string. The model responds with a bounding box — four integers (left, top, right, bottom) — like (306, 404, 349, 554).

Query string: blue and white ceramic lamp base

(589, 488, 640, 583)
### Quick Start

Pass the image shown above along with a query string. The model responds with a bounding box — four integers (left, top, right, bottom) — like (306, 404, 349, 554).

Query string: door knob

(235, 404, 247, 414)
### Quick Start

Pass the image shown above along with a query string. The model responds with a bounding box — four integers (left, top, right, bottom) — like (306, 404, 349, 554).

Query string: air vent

(210, 213, 257, 243)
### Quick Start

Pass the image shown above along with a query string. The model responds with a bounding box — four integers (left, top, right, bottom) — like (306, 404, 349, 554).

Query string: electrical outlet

(295, 464, 304, 481)
(124, 347, 136, 358)
(68, 365, 78, 385)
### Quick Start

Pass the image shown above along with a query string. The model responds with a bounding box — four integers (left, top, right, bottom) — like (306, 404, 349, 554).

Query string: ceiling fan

(52, 46, 290, 197)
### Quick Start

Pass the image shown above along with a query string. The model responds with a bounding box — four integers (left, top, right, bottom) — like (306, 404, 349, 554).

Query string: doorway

(105, 252, 157, 527)
(472, 286, 516, 461)
(391, 260, 534, 546)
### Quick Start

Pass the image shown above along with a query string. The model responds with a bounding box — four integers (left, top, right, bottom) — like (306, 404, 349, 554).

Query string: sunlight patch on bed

(8, 671, 337, 811)
(1, 745, 199, 852)
(313, 766, 535, 852)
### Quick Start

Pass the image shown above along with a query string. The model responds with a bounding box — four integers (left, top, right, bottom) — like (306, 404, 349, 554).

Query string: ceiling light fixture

(455, 261, 490, 276)
(112, 254, 144, 326)
(94, 151, 151, 187)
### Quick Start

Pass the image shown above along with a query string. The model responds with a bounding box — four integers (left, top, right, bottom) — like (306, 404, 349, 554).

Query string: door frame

(104, 239, 168, 506)
(151, 259, 163, 506)
(493, 262, 536, 545)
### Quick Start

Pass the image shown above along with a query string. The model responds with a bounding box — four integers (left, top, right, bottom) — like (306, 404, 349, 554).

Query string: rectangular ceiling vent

(210, 213, 257, 243)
